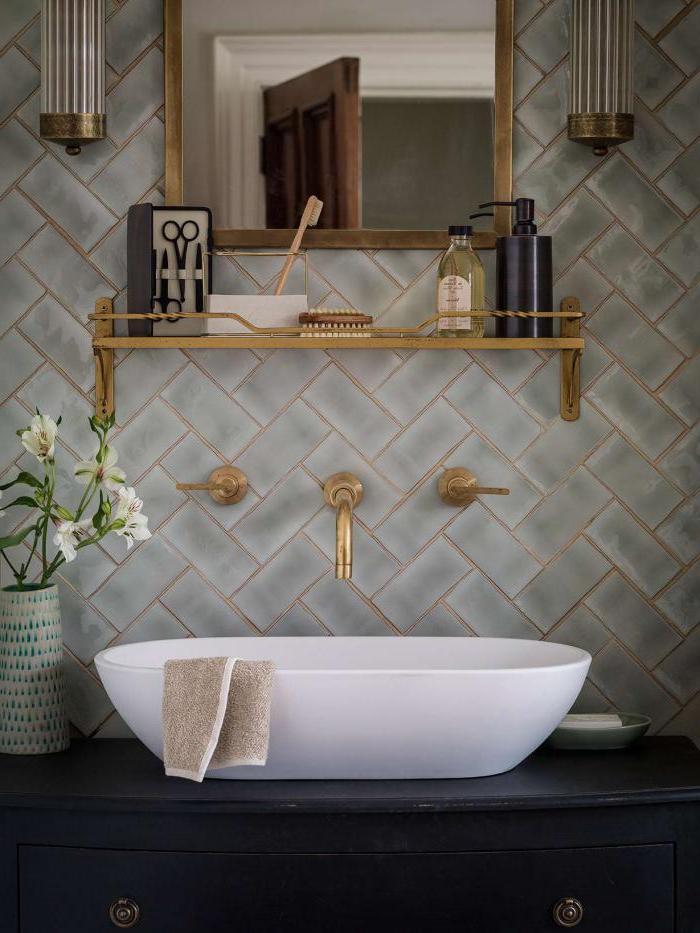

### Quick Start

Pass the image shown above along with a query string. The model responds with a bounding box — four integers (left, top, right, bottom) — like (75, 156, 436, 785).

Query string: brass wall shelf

(91, 297, 583, 422)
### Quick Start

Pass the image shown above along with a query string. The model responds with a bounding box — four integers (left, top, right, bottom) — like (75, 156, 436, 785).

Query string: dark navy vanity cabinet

(1, 737, 699, 932)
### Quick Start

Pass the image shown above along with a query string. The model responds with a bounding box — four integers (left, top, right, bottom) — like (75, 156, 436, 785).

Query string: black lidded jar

(475, 198, 553, 338)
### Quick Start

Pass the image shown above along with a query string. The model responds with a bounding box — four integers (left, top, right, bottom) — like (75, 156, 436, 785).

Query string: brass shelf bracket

(560, 297, 582, 421)
(90, 296, 583, 423)
(94, 297, 114, 420)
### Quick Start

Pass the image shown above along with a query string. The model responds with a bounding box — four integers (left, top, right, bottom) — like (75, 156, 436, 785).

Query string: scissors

(162, 219, 200, 300)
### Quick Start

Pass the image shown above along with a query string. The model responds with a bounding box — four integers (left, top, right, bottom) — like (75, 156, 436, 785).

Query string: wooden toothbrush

(274, 196, 323, 295)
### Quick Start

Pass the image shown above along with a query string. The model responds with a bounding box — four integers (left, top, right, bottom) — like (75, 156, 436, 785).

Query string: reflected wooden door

(263, 57, 360, 229)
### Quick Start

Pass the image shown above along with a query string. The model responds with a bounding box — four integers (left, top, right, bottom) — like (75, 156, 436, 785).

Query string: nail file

(195, 243, 204, 313)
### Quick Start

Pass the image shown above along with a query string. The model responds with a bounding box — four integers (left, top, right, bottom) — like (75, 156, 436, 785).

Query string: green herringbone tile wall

(0, 0, 697, 740)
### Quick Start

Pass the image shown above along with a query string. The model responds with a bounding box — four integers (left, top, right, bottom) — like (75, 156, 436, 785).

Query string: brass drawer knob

(109, 897, 140, 928)
(553, 896, 583, 927)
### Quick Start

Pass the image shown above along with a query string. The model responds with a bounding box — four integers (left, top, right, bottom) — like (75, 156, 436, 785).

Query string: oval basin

(95, 637, 590, 780)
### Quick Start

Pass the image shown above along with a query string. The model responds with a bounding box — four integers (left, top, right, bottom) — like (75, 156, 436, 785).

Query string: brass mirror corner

(163, 0, 513, 249)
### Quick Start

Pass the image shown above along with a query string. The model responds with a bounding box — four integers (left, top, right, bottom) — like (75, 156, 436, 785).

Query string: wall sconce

(40, 0, 106, 155)
(568, 0, 635, 156)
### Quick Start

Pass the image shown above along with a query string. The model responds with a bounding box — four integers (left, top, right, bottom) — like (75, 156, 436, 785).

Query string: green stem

(19, 524, 41, 583)
(72, 427, 106, 523)
(41, 523, 114, 585)
(41, 552, 64, 583)
(40, 510, 49, 578)
(73, 476, 97, 521)
(1, 549, 20, 582)
(36, 424, 116, 586)
(40, 460, 56, 580)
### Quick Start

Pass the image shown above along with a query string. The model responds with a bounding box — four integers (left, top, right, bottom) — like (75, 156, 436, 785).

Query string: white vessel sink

(95, 637, 590, 780)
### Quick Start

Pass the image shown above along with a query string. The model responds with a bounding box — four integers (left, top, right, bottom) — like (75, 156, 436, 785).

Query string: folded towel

(162, 657, 275, 782)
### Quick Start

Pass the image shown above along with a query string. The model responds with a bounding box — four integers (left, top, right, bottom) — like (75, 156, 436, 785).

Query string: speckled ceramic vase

(0, 585, 70, 754)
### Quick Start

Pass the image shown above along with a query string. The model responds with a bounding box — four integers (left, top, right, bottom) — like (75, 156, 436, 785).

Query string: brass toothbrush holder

(438, 468, 509, 508)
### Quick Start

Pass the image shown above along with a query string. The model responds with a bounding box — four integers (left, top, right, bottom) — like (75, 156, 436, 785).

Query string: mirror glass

(183, 0, 496, 231)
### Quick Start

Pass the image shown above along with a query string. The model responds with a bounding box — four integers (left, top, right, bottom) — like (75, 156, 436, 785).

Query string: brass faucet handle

(176, 466, 247, 505)
(438, 468, 509, 507)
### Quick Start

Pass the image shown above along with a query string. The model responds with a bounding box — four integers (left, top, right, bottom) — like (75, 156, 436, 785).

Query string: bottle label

(438, 275, 471, 330)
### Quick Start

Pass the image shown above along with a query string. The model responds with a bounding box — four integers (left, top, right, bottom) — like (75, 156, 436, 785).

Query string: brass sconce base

(176, 466, 247, 505)
(40, 112, 106, 155)
(438, 468, 509, 508)
(567, 112, 633, 156)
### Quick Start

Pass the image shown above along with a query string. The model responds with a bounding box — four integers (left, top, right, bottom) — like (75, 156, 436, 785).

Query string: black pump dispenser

(472, 198, 553, 338)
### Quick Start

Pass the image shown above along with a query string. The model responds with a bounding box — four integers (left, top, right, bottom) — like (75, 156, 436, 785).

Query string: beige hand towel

(162, 657, 275, 782)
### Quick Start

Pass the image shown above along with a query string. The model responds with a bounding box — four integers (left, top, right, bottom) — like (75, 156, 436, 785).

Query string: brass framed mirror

(164, 0, 513, 249)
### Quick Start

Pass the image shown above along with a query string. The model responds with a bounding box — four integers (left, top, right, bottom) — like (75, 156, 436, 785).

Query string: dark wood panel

(2, 740, 700, 932)
(263, 57, 359, 229)
(19, 843, 673, 933)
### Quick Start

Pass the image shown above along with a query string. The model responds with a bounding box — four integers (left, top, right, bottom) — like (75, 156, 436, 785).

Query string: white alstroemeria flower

(74, 445, 125, 491)
(53, 519, 92, 563)
(113, 486, 151, 549)
(21, 414, 58, 463)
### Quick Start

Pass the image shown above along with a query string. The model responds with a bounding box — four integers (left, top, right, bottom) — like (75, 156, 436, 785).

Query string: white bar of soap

(206, 294, 308, 332)
(558, 713, 623, 730)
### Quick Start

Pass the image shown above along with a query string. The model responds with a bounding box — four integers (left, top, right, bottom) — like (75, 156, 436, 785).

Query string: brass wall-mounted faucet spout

(323, 473, 363, 579)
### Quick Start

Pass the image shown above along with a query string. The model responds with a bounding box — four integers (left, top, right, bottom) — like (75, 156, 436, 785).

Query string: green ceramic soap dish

(548, 713, 651, 751)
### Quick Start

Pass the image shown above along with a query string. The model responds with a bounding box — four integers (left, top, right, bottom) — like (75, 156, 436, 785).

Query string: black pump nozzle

(478, 198, 537, 234)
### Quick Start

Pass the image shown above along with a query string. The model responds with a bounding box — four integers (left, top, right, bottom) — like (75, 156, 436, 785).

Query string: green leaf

(0, 470, 42, 491)
(1, 495, 37, 509)
(0, 525, 38, 550)
(54, 505, 74, 521)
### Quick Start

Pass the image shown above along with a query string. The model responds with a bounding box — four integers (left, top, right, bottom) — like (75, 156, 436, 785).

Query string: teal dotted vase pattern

(0, 585, 70, 755)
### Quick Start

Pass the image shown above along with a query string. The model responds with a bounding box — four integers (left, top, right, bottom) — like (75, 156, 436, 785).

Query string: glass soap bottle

(437, 225, 484, 338)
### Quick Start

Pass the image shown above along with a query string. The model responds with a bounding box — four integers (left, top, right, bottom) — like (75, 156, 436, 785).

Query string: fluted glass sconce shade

(40, 0, 106, 155)
(568, 0, 634, 156)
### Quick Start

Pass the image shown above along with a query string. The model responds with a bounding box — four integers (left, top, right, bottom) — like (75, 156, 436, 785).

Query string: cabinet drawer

(19, 843, 673, 933)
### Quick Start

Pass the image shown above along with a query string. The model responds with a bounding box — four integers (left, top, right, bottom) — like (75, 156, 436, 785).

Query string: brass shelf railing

(91, 297, 583, 422)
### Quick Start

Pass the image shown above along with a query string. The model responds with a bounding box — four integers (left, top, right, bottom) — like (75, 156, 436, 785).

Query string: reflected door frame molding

(215, 33, 495, 230)
(164, 0, 513, 249)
